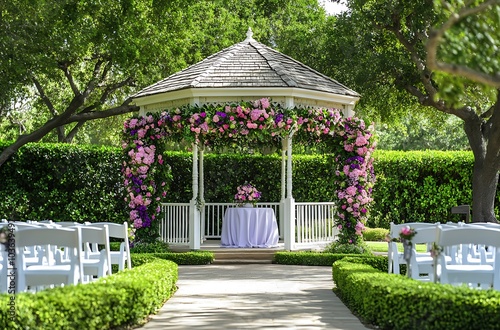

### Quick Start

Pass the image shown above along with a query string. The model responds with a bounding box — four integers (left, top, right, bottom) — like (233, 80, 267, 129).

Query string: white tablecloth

(221, 207, 279, 248)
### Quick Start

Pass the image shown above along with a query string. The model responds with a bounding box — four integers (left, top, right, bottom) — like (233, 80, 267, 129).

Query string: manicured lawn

(365, 241, 428, 253)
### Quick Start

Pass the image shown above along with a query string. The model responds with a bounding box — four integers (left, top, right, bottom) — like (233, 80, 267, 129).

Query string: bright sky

(320, 0, 348, 15)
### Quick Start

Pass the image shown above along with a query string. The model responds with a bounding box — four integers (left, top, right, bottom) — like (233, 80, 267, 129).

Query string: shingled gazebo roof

(133, 28, 360, 115)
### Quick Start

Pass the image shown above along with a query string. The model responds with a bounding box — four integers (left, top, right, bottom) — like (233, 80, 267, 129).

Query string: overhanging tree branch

(0, 99, 138, 167)
(426, 0, 500, 87)
(58, 61, 80, 96)
(65, 103, 139, 124)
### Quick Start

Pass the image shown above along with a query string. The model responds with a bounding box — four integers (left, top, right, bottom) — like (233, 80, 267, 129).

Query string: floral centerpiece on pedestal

(234, 183, 261, 207)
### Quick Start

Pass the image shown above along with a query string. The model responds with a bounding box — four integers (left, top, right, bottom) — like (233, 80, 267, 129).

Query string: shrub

(130, 241, 170, 253)
(0, 258, 177, 330)
(362, 227, 389, 241)
(323, 241, 372, 254)
(131, 251, 214, 266)
(274, 251, 387, 269)
(332, 260, 500, 329)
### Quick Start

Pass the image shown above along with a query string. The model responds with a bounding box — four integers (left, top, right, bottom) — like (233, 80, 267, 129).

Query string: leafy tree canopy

(0, 0, 330, 164)
(325, 0, 500, 222)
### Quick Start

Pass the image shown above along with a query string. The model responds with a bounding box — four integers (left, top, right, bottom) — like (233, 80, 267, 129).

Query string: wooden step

(213, 249, 276, 264)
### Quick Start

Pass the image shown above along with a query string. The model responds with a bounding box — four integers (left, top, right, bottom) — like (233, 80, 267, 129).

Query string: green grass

(365, 241, 428, 253)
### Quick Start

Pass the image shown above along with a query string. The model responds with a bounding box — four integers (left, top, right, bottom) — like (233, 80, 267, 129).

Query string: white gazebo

(131, 28, 360, 250)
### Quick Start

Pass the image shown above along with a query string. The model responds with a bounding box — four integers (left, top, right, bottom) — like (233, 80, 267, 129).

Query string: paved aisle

(140, 264, 371, 330)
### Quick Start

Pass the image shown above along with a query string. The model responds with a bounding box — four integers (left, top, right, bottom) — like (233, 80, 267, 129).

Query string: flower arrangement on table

(234, 183, 261, 207)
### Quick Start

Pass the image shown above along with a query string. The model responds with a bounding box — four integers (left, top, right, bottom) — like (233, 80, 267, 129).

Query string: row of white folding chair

(434, 225, 500, 290)
(14, 220, 131, 272)
(403, 223, 500, 288)
(15, 226, 85, 293)
(394, 222, 496, 282)
(13, 224, 113, 292)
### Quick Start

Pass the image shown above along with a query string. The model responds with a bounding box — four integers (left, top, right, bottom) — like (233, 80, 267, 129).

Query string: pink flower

(260, 98, 270, 109)
(401, 226, 412, 236)
(355, 221, 365, 235)
(355, 136, 368, 146)
(133, 218, 143, 228)
(345, 186, 357, 196)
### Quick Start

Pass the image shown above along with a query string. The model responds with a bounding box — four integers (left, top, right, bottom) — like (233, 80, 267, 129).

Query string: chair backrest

(89, 222, 128, 240)
(54, 221, 81, 227)
(16, 227, 81, 248)
(389, 222, 439, 238)
(410, 227, 437, 245)
(15, 227, 84, 274)
(87, 222, 131, 269)
(436, 225, 500, 248)
(465, 222, 500, 229)
(77, 225, 109, 246)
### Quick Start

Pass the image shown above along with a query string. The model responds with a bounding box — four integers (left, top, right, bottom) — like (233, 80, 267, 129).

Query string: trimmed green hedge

(131, 251, 214, 266)
(333, 259, 500, 329)
(1, 142, 499, 227)
(362, 227, 389, 241)
(0, 258, 178, 330)
(274, 251, 388, 270)
(0, 141, 127, 223)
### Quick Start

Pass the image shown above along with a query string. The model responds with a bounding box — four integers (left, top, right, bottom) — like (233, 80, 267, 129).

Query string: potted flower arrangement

(234, 183, 261, 207)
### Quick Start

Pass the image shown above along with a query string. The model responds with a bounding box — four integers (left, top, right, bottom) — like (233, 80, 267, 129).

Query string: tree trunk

(471, 159, 499, 223)
(463, 99, 500, 223)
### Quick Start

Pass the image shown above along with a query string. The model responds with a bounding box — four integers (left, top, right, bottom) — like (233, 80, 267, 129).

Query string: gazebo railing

(159, 203, 190, 244)
(295, 202, 338, 245)
(159, 202, 338, 248)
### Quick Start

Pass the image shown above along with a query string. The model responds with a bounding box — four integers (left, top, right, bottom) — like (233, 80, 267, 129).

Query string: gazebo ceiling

(133, 28, 360, 115)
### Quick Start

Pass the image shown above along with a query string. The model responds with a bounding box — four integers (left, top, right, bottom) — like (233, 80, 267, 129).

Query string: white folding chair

(407, 227, 437, 281)
(15, 227, 84, 293)
(388, 222, 439, 274)
(70, 225, 112, 281)
(434, 225, 500, 290)
(86, 222, 131, 270)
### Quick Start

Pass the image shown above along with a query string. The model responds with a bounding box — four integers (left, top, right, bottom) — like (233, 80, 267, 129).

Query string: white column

(343, 104, 355, 118)
(279, 140, 286, 238)
(283, 135, 296, 251)
(189, 143, 201, 250)
(199, 146, 205, 243)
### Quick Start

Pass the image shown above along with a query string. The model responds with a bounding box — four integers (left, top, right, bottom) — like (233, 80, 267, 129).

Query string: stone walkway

(140, 264, 371, 330)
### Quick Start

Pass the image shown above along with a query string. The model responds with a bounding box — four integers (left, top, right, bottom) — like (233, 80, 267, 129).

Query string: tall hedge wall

(0, 141, 128, 223)
(0, 142, 498, 227)
(371, 150, 481, 227)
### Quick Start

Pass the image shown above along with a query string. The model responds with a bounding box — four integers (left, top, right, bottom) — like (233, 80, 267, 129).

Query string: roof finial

(245, 27, 255, 42)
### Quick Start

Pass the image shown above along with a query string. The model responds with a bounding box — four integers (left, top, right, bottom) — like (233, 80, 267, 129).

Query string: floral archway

(122, 98, 376, 246)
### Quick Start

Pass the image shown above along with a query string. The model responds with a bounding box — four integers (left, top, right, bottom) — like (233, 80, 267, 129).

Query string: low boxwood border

(0, 258, 178, 329)
(274, 251, 389, 270)
(333, 258, 500, 330)
(131, 251, 214, 266)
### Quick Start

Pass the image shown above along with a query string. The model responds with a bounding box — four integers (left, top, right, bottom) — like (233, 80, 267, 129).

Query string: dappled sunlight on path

(140, 264, 371, 330)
